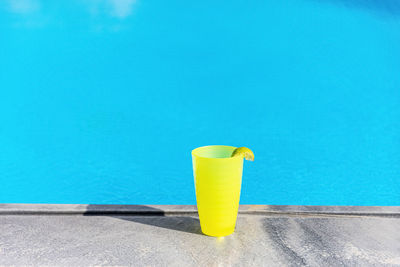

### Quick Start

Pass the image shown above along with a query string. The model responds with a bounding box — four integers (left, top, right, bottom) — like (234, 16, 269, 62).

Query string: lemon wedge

(231, 147, 254, 161)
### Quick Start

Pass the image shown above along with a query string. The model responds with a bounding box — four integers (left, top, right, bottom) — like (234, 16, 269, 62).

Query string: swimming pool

(1, 0, 399, 205)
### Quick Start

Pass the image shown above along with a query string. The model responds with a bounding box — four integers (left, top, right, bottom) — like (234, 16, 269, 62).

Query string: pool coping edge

(0, 204, 399, 216)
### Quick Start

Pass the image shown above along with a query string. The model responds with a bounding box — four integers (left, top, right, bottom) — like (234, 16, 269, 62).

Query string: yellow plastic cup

(192, 145, 244, 237)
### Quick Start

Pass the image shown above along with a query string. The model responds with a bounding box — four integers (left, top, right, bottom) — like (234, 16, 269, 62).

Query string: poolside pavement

(0, 204, 399, 266)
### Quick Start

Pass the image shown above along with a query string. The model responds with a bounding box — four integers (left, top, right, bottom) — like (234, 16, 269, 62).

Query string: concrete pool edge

(2, 205, 400, 265)
(0, 204, 399, 216)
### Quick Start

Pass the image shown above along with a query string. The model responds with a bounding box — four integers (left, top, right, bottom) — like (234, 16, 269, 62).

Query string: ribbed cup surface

(192, 146, 244, 237)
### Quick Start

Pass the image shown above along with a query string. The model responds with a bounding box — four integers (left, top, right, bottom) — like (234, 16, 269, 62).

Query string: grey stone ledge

(0, 204, 399, 216)
(1, 208, 400, 266)
(1, 204, 400, 265)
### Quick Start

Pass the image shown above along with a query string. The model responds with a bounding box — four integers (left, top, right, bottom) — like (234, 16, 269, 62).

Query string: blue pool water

(1, 0, 399, 205)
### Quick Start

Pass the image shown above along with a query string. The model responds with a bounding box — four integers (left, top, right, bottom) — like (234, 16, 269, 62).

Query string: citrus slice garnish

(231, 147, 254, 161)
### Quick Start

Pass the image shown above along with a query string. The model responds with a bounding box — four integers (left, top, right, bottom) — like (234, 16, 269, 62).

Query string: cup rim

(192, 145, 238, 160)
